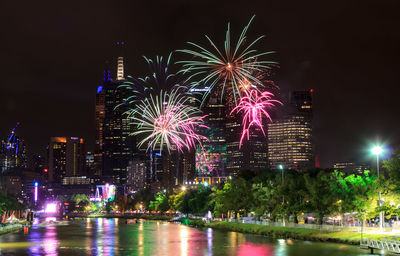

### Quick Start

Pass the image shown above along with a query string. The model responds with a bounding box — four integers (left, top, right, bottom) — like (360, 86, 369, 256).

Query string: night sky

(1, 0, 399, 167)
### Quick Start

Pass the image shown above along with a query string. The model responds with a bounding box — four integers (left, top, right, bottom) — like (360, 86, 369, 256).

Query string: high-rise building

(268, 90, 314, 170)
(93, 65, 109, 176)
(102, 44, 135, 185)
(48, 137, 86, 183)
(65, 137, 86, 177)
(48, 137, 67, 183)
(225, 116, 269, 175)
(127, 159, 148, 192)
(195, 92, 227, 177)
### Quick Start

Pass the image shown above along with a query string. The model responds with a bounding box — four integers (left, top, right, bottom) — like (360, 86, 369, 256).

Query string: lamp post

(279, 164, 285, 226)
(372, 145, 383, 231)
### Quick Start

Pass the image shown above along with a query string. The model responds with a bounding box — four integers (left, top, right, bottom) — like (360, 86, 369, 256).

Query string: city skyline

(1, 1, 400, 167)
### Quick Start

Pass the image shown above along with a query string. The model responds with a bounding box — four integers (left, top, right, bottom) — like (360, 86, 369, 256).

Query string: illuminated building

(48, 137, 86, 183)
(181, 151, 196, 185)
(127, 159, 148, 192)
(94, 66, 108, 176)
(102, 43, 135, 185)
(268, 90, 314, 170)
(0, 123, 27, 172)
(333, 162, 370, 174)
(66, 137, 86, 177)
(195, 90, 227, 177)
(62, 176, 91, 185)
(48, 137, 67, 183)
(226, 116, 269, 175)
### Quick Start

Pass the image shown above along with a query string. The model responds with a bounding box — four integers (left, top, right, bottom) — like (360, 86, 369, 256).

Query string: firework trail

(177, 15, 277, 105)
(230, 89, 281, 148)
(129, 89, 207, 153)
(119, 54, 206, 153)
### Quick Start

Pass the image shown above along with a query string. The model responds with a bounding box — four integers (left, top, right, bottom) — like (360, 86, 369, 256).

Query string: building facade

(101, 53, 135, 186)
(48, 137, 86, 183)
(268, 90, 314, 170)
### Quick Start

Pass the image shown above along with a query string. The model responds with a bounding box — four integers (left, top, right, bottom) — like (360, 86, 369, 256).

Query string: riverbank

(194, 221, 393, 245)
(0, 223, 24, 236)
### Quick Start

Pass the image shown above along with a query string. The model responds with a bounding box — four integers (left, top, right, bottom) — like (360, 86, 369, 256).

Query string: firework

(129, 89, 207, 153)
(177, 15, 277, 105)
(230, 89, 281, 148)
(195, 147, 221, 176)
(117, 53, 191, 109)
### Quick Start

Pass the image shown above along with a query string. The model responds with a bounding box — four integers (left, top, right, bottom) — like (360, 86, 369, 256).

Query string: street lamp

(181, 186, 186, 191)
(279, 164, 285, 226)
(372, 145, 383, 231)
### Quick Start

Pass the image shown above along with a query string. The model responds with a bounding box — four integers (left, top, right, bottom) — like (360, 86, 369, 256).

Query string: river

(0, 218, 376, 255)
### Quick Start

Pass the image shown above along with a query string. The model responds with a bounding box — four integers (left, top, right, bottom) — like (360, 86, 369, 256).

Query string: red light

(310, 89, 314, 93)
(64, 203, 69, 205)
(44, 169, 48, 173)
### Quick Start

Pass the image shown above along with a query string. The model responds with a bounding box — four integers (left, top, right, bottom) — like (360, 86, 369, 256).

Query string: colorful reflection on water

(0, 218, 369, 255)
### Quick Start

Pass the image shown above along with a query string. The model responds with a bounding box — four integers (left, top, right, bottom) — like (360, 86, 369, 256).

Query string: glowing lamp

(372, 146, 383, 155)
(34, 181, 38, 202)
(45, 203, 57, 213)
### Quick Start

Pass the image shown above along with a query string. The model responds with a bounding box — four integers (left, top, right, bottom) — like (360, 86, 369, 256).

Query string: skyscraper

(65, 137, 86, 177)
(93, 65, 109, 176)
(268, 90, 314, 170)
(195, 91, 227, 177)
(48, 137, 86, 183)
(102, 44, 135, 185)
(48, 137, 67, 183)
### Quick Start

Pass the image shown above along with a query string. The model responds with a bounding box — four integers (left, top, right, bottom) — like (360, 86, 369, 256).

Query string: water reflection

(42, 226, 58, 255)
(275, 239, 288, 256)
(179, 225, 189, 256)
(238, 243, 274, 256)
(207, 228, 213, 256)
(0, 218, 368, 256)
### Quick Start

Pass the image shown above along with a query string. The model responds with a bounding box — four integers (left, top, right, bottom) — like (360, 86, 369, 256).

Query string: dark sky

(1, 0, 399, 168)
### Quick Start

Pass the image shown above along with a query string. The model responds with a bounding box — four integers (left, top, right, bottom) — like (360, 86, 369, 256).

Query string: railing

(361, 238, 400, 254)
(221, 218, 397, 232)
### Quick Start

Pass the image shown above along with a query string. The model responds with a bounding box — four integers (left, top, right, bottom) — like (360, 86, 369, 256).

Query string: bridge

(361, 238, 400, 254)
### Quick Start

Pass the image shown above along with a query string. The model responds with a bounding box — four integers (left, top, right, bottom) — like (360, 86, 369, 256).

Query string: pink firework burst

(230, 89, 281, 148)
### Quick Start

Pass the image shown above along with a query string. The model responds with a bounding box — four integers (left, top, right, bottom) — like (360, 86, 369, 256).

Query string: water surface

(0, 218, 378, 255)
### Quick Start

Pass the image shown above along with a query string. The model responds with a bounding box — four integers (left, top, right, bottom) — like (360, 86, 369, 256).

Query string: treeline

(143, 148, 400, 224)
(0, 192, 24, 212)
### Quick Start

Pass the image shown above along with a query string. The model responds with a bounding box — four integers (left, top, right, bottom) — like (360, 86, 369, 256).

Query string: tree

(343, 171, 378, 221)
(188, 185, 212, 215)
(304, 170, 339, 225)
(149, 191, 169, 212)
(250, 171, 280, 221)
(174, 191, 191, 215)
(384, 148, 400, 192)
(71, 194, 90, 205)
(210, 177, 253, 218)
(280, 169, 308, 223)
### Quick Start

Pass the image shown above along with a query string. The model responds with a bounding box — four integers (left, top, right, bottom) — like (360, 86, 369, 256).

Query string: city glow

(178, 15, 277, 106)
(45, 203, 57, 213)
(230, 89, 281, 148)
